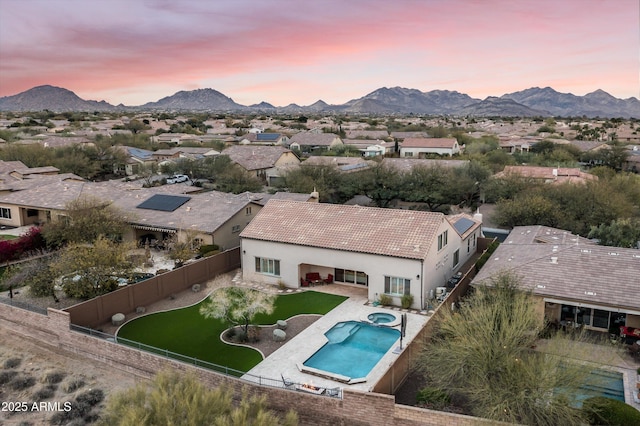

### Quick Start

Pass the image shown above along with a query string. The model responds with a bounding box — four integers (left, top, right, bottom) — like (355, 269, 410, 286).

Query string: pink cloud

(1, 0, 637, 105)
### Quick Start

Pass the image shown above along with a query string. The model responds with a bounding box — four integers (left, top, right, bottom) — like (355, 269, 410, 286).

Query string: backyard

(116, 290, 347, 373)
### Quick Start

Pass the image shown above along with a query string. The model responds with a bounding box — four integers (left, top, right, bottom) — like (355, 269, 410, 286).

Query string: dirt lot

(0, 326, 139, 425)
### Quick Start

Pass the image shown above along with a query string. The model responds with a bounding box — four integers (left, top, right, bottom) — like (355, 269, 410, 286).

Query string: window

(592, 309, 609, 329)
(27, 209, 38, 217)
(255, 257, 280, 276)
(437, 230, 448, 250)
(231, 225, 241, 233)
(467, 239, 471, 253)
(384, 276, 410, 295)
(245, 207, 252, 215)
(334, 269, 368, 286)
(404, 151, 414, 157)
(0, 207, 11, 219)
(473, 233, 476, 247)
(453, 249, 459, 267)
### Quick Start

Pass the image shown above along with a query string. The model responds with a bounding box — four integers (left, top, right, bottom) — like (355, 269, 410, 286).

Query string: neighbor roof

(472, 226, 640, 312)
(223, 145, 294, 171)
(240, 200, 446, 259)
(381, 158, 469, 172)
(401, 138, 458, 148)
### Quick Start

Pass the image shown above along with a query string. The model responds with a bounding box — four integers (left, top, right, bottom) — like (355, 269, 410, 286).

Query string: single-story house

(301, 156, 375, 173)
(238, 133, 289, 146)
(471, 225, 640, 335)
(342, 139, 395, 156)
(288, 132, 343, 152)
(381, 158, 469, 173)
(151, 147, 220, 164)
(494, 166, 597, 185)
(0, 177, 268, 251)
(240, 200, 482, 309)
(400, 138, 461, 157)
(222, 145, 301, 185)
(114, 146, 156, 176)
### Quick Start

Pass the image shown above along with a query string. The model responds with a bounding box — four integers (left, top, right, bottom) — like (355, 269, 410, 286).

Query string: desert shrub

(416, 387, 451, 410)
(76, 388, 104, 407)
(49, 402, 77, 425)
(63, 379, 85, 393)
(0, 370, 17, 384)
(379, 294, 392, 306)
(475, 240, 499, 272)
(582, 396, 640, 425)
(198, 244, 219, 256)
(42, 371, 65, 384)
(33, 385, 56, 400)
(401, 294, 414, 309)
(4, 357, 22, 369)
(10, 374, 36, 390)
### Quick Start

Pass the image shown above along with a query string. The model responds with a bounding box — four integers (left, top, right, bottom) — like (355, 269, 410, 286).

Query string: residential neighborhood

(0, 110, 639, 425)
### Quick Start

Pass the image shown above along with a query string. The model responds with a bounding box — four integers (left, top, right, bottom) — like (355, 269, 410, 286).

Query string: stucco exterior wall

(241, 220, 466, 310)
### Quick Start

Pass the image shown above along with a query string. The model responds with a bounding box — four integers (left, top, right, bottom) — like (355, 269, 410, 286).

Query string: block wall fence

(0, 242, 498, 425)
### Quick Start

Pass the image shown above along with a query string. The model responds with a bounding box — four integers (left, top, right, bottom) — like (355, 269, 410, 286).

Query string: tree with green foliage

(588, 218, 640, 248)
(99, 369, 298, 426)
(400, 165, 454, 212)
(278, 164, 342, 202)
(216, 166, 263, 194)
(41, 196, 129, 247)
(417, 272, 595, 426)
(358, 163, 402, 208)
(200, 287, 275, 340)
(49, 236, 137, 299)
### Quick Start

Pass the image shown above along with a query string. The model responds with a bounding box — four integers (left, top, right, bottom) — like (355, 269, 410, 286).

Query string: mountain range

(0, 85, 638, 118)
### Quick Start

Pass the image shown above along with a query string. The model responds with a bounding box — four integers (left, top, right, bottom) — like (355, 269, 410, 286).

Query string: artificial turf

(117, 290, 347, 373)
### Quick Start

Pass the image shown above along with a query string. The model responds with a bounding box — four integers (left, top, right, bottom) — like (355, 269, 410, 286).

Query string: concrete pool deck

(242, 286, 430, 393)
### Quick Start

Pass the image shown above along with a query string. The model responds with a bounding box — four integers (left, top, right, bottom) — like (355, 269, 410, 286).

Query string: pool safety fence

(69, 324, 343, 399)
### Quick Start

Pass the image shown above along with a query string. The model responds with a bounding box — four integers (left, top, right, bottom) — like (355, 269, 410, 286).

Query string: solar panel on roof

(453, 217, 475, 235)
(137, 194, 191, 212)
(257, 133, 280, 141)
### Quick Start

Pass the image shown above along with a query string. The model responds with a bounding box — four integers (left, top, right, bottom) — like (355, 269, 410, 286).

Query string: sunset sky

(0, 0, 638, 106)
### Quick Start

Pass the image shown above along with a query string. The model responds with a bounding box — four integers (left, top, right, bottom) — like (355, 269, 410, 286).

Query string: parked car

(166, 174, 189, 184)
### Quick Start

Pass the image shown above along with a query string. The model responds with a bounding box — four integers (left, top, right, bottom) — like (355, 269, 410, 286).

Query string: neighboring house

(301, 156, 375, 173)
(222, 145, 300, 185)
(240, 200, 482, 309)
(345, 130, 389, 139)
(381, 158, 469, 173)
(342, 139, 395, 157)
(494, 166, 597, 184)
(400, 138, 461, 157)
(154, 133, 203, 145)
(114, 146, 156, 176)
(390, 131, 429, 140)
(152, 147, 220, 164)
(288, 132, 343, 152)
(472, 225, 640, 335)
(238, 133, 289, 146)
(622, 148, 640, 173)
(0, 178, 262, 251)
(498, 136, 532, 153)
(40, 136, 94, 149)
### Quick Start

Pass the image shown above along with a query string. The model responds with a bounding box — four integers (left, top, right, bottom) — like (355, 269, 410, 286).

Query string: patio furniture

(300, 278, 310, 287)
(305, 272, 323, 285)
(281, 374, 295, 389)
(324, 274, 334, 284)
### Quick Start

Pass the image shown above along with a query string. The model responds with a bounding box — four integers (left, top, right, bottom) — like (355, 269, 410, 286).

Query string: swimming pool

(574, 369, 624, 406)
(302, 320, 400, 382)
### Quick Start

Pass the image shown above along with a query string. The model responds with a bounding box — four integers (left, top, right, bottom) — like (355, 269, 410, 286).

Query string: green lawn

(0, 235, 18, 241)
(117, 290, 347, 373)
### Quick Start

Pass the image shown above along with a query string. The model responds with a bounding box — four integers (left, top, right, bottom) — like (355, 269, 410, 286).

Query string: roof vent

(550, 257, 558, 264)
(552, 246, 558, 252)
(608, 252, 619, 256)
(584, 291, 597, 296)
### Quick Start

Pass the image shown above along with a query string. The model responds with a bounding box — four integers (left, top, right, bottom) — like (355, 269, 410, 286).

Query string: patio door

(334, 268, 368, 286)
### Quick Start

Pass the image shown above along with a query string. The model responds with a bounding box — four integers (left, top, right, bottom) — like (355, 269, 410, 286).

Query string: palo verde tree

(200, 287, 275, 341)
(99, 369, 298, 426)
(49, 236, 137, 299)
(417, 271, 599, 426)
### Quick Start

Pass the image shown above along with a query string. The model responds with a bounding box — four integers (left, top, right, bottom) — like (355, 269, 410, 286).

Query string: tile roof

(222, 145, 293, 171)
(472, 226, 640, 311)
(401, 138, 458, 148)
(240, 200, 446, 259)
(381, 158, 469, 172)
(495, 166, 597, 184)
(289, 132, 341, 146)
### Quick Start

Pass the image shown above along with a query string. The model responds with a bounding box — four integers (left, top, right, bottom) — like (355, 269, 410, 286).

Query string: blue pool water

(575, 369, 624, 406)
(303, 320, 400, 379)
(367, 312, 396, 324)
